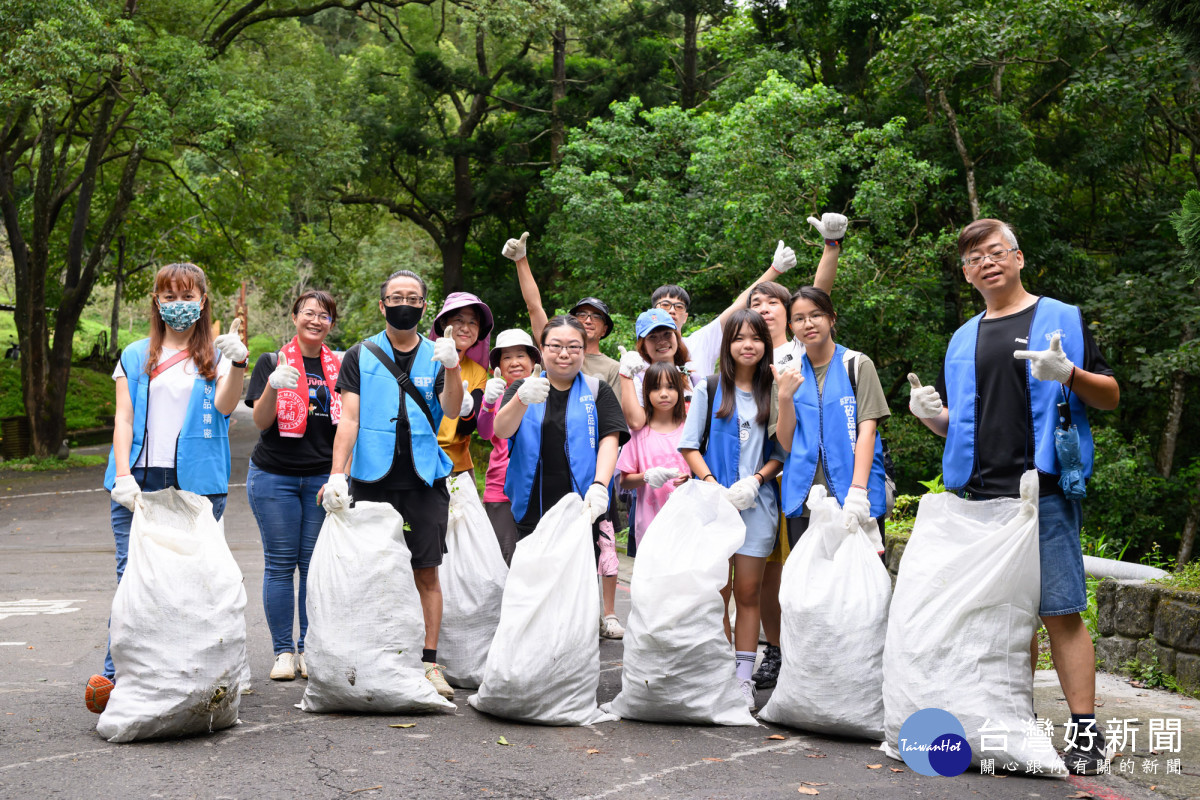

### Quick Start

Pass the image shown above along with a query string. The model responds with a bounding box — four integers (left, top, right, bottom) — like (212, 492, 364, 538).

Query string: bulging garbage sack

(97, 489, 249, 742)
(469, 494, 616, 726)
(301, 501, 455, 714)
(603, 480, 754, 726)
(882, 471, 1066, 776)
(439, 474, 508, 689)
(759, 485, 890, 738)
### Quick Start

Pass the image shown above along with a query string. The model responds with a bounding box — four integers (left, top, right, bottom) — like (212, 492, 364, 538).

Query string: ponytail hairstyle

(147, 262, 216, 380)
(641, 361, 688, 426)
(716, 309, 773, 425)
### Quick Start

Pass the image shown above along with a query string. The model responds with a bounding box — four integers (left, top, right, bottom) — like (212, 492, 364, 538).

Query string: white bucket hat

(488, 329, 540, 370)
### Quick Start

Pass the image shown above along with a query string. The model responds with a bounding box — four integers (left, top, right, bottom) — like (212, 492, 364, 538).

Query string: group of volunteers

(85, 213, 1118, 775)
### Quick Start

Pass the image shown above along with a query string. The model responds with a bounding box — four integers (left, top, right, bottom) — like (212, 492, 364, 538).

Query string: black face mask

(384, 303, 422, 331)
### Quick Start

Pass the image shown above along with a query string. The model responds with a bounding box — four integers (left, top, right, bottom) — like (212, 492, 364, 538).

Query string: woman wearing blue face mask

(86, 262, 248, 714)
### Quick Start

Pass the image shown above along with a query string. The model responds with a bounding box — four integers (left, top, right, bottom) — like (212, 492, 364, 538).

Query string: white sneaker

(270, 652, 296, 681)
(600, 614, 625, 639)
(297, 653, 307, 679)
(739, 677, 757, 711)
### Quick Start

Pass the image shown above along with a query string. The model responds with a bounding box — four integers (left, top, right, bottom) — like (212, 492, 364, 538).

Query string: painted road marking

(2, 482, 247, 501)
(0, 600, 82, 620)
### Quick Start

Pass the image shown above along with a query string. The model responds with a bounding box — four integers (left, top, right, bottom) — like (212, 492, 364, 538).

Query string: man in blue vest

(909, 218, 1119, 775)
(319, 269, 464, 700)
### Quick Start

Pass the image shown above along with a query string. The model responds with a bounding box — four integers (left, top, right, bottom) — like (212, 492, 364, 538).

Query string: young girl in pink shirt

(617, 362, 691, 549)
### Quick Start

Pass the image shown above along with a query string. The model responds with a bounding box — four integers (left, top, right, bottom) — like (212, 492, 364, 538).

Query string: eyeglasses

(298, 309, 333, 324)
(574, 311, 604, 322)
(962, 247, 1019, 268)
(383, 294, 425, 307)
(543, 342, 584, 354)
(655, 301, 687, 313)
(791, 312, 828, 326)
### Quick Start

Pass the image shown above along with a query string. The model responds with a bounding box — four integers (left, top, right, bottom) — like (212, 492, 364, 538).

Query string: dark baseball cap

(569, 297, 613, 339)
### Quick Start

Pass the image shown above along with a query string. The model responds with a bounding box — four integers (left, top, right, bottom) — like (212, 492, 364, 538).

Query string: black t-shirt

(336, 341, 446, 489)
(936, 301, 1113, 499)
(245, 353, 337, 476)
(501, 376, 629, 528)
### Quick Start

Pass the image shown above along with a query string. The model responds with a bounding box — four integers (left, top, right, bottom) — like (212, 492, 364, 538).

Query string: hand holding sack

(602, 481, 755, 725)
(724, 475, 760, 511)
(320, 473, 351, 513)
(110, 474, 143, 512)
(301, 502, 456, 713)
(758, 486, 890, 738)
(469, 495, 617, 725)
(96, 489, 249, 742)
(438, 475, 509, 690)
(583, 482, 610, 523)
(841, 486, 872, 532)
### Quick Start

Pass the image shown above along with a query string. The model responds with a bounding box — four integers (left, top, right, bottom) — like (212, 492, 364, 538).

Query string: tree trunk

(937, 88, 980, 220)
(442, 152, 474, 294)
(109, 235, 125, 359)
(1178, 474, 1200, 564)
(550, 25, 566, 167)
(680, 6, 699, 109)
(1157, 369, 1186, 478)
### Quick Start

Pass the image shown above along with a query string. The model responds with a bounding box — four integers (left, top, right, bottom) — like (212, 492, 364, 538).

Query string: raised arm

(503, 232, 548, 343)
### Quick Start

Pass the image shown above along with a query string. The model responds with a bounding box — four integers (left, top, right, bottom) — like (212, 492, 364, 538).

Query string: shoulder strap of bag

(150, 350, 191, 380)
(362, 340, 435, 430)
(699, 374, 719, 455)
(583, 373, 600, 400)
(843, 348, 861, 395)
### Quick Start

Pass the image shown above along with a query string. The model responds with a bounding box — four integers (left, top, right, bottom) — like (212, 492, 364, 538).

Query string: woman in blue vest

(773, 286, 891, 550)
(492, 315, 630, 631)
(679, 308, 785, 711)
(87, 262, 248, 713)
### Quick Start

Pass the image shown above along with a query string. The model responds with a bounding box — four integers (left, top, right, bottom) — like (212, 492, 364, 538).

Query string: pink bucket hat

(431, 291, 494, 367)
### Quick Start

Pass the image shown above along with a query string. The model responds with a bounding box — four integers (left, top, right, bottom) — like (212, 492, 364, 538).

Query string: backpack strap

(842, 348, 862, 395)
(582, 373, 600, 400)
(699, 374, 719, 455)
(362, 340, 436, 430)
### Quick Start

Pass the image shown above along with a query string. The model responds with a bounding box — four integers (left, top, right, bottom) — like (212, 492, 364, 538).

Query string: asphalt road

(0, 407, 1171, 799)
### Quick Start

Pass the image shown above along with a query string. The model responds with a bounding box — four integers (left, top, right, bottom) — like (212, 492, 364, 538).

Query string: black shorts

(350, 477, 450, 569)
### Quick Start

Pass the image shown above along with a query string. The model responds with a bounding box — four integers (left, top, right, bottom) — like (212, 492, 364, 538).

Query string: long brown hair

(641, 361, 688, 426)
(637, 327, 690, 369)
(146, 263, 217, 380)
(717, 309, 773, 424)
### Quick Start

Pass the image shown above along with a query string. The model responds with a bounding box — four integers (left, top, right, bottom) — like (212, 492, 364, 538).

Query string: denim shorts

(1037, 492, 1087, 617)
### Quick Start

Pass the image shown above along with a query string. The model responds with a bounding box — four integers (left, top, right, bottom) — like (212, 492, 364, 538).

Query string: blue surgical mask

(159, 300, 203, 331)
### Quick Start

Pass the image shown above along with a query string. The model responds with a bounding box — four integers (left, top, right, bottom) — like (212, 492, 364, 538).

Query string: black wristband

(231, 359, 248, 369)
(590, 480, 605, 488)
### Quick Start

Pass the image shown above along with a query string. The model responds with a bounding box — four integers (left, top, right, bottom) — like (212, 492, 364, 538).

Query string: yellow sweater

(437, 356, 489, 473)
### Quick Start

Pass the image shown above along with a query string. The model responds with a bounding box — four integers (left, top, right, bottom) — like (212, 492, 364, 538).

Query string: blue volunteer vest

(780, 345, 887, 518)
(703, 381, 774, 488)
(506, 371, 599, 522)
(103, 339, 231, 495)
(350, 331, 452, 486)
(943, 297, 1093, 491)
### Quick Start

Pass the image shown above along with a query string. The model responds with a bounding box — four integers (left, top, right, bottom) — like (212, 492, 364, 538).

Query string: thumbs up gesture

(458, 379, 474, 417)
(517, 365, 550, 405)
(771, 240, 797, 273)
(907, 373, 944, 419)
(618, 344, 647, 379)
(770, 363, 803, 397)
(432, 325, 460, 369)
(214, 317, 248, 364)
(807, 212, 848, 241)
(1014, 333, 1074, 384)
(484, 367, 507, 404)
(502, 231, 530, 262)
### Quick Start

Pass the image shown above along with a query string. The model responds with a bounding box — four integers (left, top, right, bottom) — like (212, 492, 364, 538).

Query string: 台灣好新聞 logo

(898, 708, 973, 777)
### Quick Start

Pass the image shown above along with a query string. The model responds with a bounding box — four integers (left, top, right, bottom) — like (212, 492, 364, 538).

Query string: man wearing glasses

(908, 218, 1119, 775)
(319, 269, 464, 700)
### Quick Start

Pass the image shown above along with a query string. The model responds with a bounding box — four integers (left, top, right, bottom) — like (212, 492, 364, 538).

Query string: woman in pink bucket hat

(431, 292, 494, 477)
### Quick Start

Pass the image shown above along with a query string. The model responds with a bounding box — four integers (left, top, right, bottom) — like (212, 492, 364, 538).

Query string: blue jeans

(105, 466, 227, 679)
(246, 463, 327, 656)
(1038, 492, 1087, 616)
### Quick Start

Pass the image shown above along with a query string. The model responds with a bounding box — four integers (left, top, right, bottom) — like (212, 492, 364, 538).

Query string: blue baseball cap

(635, 308, 678, 339)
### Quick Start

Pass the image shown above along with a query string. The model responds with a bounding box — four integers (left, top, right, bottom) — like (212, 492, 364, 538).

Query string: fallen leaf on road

(497, 736, 511, 746)
(587, 749, 600, 754)
(702, 757, 724, 762)
(805, 753, 826, 758)
(866, 764, 882, 769)
(768, 734, 787, 740)
(1181, 705, 1194, 709)
(802, 782, 827, 786)
(388, 723, 415, 728)
(889, 768, 904, 773)
(1066, 792, 1094, 799)
(797, 788, 819, 796)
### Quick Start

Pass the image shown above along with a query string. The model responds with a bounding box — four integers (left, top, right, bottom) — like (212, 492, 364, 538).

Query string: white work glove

(214, 317, 248, 363)
(724, 476, 760, 511)
(771, 240, 797, 274)
(618, 345, 647, 379)
(321, 473, 351, 513)
(432, 326, 460, 369)
(458, 380, 474, 417)
(268, 359, 302, 390)
(1014, 333, 1074, 384)
(643, 466, 681, 489)
(807, 212, 848, 241)
(484, 368, 506, 404)
(841, 486, 871, 531)
(501, 231, 529, 261)
(907, 373, 944, 419)
(516, 370, 550, 405)
(584, 482, 610, 523)
(110, 474, 143, 512)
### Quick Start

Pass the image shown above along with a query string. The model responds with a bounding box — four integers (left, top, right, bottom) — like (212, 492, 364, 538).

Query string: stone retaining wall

(1095, 579, 1200, 693)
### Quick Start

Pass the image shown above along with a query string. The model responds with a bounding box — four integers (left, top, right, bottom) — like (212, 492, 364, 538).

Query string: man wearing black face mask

(318, 269, 464, 700)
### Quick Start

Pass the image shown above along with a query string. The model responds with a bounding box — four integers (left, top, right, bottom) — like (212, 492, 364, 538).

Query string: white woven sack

(469, 494, 616, 726)
(301, 501, 455, 713)
(97, 489, 249, 742)
(759, 485, 890, 738)
(439, 474, 508, 689)
(603, 480, 754, 725)
(882, 470, 1066, 775)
